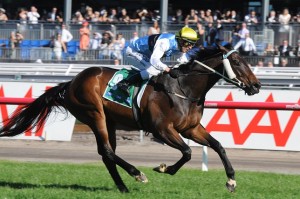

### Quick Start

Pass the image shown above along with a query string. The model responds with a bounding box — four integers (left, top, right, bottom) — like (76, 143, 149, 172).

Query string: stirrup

(117, 82, 130, 96)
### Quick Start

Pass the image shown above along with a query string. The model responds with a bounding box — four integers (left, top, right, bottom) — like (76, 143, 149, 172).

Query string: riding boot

(116, 73, 143, 96)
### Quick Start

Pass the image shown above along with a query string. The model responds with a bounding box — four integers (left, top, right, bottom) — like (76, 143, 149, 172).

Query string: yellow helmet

(175, 27, 198, 44)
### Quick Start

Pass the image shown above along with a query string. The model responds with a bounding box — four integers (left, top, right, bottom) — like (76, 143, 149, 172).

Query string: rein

(193, 49, 245, 89)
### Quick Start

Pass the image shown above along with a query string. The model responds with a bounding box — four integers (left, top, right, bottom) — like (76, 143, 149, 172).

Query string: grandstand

(0, 1, 299, 66)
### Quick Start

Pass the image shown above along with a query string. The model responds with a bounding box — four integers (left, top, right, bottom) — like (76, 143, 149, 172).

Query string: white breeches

(125, 47, 162, 80)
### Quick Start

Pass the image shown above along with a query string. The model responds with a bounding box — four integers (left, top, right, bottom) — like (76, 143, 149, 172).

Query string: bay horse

(0, 44, 260, 193)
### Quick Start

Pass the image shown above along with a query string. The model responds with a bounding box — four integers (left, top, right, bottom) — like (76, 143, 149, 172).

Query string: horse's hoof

(153, 163, 167, 173)
(135, 172, 148, 183)
(117, 185, 129, 193)
(226, 182, 236, 193)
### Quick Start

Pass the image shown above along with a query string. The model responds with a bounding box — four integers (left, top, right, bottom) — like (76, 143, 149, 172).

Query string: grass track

(0, 160, 299, 199)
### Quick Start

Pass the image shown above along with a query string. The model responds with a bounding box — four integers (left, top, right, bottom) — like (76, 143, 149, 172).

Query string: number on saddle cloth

(103, 68, 143, 108)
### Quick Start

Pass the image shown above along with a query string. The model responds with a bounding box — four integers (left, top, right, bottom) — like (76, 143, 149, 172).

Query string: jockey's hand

(169, 69, 182, 78)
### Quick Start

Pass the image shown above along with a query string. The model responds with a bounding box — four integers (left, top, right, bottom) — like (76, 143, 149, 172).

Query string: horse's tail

(0, 81, 71, 137)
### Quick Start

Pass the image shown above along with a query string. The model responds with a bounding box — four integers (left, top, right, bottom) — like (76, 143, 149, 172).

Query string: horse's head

(189, 44, 260, 96)
(216, 44, 261, 95)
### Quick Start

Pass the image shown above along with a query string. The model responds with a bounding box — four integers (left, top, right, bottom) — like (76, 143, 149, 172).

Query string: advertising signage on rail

(187, 88, 300, 151)
(0, 82, 299, 151)
(0, 82, 76, 141)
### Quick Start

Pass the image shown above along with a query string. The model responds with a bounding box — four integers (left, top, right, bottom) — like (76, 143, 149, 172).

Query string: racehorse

(0, 44, 260, 193)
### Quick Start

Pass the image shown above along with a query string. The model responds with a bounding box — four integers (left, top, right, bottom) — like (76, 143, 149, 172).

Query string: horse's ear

(216, 42, 233, 50)
(223, 43, 233, 50)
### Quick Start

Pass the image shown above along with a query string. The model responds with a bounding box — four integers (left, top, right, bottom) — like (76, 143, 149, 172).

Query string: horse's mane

(191, 43, 233, 61)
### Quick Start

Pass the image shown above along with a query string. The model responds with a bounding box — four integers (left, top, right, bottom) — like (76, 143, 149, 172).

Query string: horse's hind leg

(153, 128, 192, 175)
(182, 124, 236, 192)
(91, 115, 148, 192)
(96, 119, 128, 192)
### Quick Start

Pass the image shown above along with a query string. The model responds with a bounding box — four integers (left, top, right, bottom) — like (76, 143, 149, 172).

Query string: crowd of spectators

(0, 5, 299, 66)
(0, 5, 299, 25)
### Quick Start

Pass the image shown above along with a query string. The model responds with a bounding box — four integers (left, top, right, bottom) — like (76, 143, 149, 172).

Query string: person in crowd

(119, 8, 131, 24)
(215, 20, 224, 45)
(47, 7, 62, 23)
(236, 22, 250, 41)
(150, 9, 161, 22)
(110, 33, 126, 63)
(195, 22, 205, 47)
(221, 10, 231, 22)
(99, 9, 108, 22)
(18, 8, 28, 24)
(185, 9, 198, 25)
(213, 10, 222, 21)
(61, 23, 73, 47)
(255, 60, 264, 67)
(84, 6, 94, 21)
(138, 8, 150, 23)
(230, 10, 240, 22)
(244, 10, 259, 25)
(197, 10, 206, 23)
(264, 43, 276, 56)
(27, 6, 40, 24)
(116, 27, 199, 95)
(52, 32, 67, 60)
(205, 22, 216, 46)
(294, 40, 300, 58)
(89, 32, 102, 59)
(204, 9, 214, 24)
(147, 20, 160, 35)
(280, 57, 288, 67)
(91, 11, 100, 22)
(72, 11, 85, 24)
(130, 9, 142, 23)
(107, 8, 119, 23)
(99, 30, 114, 59)
(292, 12, 300, 23)
(171, 9, 183, 24)
(267, 10, 278, 23)
(278, 39, 293, 57)
(267, 61, 274, 67)
(8, 31, 23, 59)
(79, 21, 90, 59)
(130, 31, 139, 43)
(90, 32, 102, 49)
(234, 33, 257, 56)
(0, 8, 8, 22)
(230, 24, 241, 47)
(278, 8, 291, 32)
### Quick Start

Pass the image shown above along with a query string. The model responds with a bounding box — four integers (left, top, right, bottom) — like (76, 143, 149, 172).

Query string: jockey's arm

(149, 38, 170, 72)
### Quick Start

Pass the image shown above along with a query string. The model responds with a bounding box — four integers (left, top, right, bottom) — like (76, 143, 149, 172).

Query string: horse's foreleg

(153, 128, 192, 175)
(182, 125, 236, 192)
(205, 133, 236, 192)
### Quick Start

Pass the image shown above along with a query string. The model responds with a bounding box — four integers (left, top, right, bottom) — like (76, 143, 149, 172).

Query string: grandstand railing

(0, 63, 299, 89)
(0, 22, 299, 47)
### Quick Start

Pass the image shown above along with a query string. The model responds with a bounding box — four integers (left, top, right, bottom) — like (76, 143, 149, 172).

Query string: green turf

(0, 160, 299, 199)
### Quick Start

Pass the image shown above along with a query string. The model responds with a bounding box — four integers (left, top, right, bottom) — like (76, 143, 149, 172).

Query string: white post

(139, 130, 143, 142)
(202, 146, 208, 171)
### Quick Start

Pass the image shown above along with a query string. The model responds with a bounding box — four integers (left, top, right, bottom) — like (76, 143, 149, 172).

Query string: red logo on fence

(0, 86, 49, 137)
(206, 93, 300, 147)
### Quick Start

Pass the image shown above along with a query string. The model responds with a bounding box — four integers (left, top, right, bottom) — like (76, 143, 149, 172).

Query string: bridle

(166, 49, 246, 103)
(193, 49, 245, 89)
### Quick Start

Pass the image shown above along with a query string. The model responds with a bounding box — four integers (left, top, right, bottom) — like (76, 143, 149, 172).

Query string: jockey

(117, 26, 198, 95)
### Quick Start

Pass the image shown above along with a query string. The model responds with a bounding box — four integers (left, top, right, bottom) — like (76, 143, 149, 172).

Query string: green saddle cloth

(103, 68, 138, 108)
